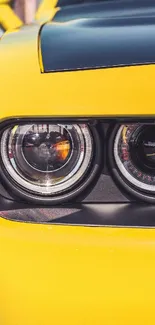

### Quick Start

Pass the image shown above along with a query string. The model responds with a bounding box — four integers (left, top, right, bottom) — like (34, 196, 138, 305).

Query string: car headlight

(113, 123, 155, 197)
(0, 122, 98, 203)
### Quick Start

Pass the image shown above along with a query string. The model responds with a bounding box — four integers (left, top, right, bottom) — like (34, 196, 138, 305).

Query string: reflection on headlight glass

(1, 123, 93, 195)
(114, 124, 155, 192)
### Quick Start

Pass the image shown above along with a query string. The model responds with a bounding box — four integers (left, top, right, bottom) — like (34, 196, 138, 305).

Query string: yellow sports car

(1, 0, 155, 324)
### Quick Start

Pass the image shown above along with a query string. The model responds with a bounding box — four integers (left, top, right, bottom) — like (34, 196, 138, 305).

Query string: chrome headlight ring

(0, 120, 101, 204)
(109, 123, 155, 203)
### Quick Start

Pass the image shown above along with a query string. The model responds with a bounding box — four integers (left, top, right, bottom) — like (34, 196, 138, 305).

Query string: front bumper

(0, 209, 155, 325)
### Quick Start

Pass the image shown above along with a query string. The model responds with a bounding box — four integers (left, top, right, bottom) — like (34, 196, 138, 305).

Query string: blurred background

(0, 0, 53, 36)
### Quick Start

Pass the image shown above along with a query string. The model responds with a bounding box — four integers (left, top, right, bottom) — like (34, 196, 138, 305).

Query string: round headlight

(113, 124, 155, 198)
(0, 123, 94, 199)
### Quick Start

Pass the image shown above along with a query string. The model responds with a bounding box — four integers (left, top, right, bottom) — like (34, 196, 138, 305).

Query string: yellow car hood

(0, 22, 155, 119)
(0, 3, 155, 324)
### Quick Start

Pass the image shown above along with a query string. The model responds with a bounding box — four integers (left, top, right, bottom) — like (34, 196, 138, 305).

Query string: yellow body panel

(36, 0, 59, 22)
(0, 0, 11, 4)
(0, 4, 22, 30)
(0, 25, 155, 118)
(1, 18, 155, 325)
(0, 217, 155, 325)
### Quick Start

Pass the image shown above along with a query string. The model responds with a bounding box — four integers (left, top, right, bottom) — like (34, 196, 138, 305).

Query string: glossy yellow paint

(0, 216, 155, 325)
(0, 0, 11, 3)
(0, 4, 22, 31)
(1, 25, 155, 118)
(1, 14, 155, 325)
(36, 0, 59, 22)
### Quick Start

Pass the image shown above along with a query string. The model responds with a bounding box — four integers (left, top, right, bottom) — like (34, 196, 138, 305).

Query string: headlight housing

(111, 123, 155, 202)
(0, 122, 100, 204)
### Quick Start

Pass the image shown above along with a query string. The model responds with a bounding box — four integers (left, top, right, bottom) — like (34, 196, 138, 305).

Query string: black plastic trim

(1, 201, 155, 228)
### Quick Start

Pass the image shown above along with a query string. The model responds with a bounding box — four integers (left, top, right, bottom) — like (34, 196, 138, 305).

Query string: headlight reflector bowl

(114, 124, 155, 194)
(1, 123, 94, 196)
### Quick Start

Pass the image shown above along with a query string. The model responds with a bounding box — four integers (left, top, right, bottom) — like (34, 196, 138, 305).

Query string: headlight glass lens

(114, 124, 155, 192)
(1, 123, 93, 195)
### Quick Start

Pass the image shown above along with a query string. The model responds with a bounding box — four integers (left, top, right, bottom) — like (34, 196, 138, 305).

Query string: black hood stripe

(54, 0, 155, 22)
(40, 1, 155, 73)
